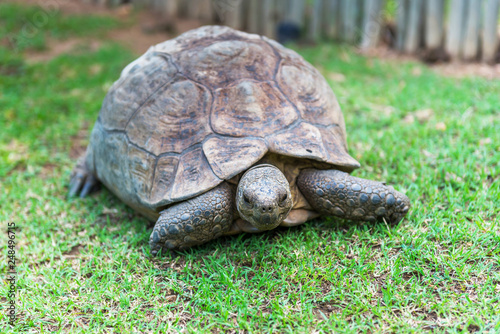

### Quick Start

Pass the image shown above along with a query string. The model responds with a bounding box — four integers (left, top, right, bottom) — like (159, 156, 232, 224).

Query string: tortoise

(69, 26, 411, 254)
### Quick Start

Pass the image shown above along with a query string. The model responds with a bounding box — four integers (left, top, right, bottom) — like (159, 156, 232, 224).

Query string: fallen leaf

(165, 295, 177, 302)
(328, 72, 346, 82)
(369, 103, 395, 115)
(479, 138, 492, 145)
(103, 207, 119, 215)
(403, 114, 415, 123)
(414, 109, 434, 123)
(26, 189, 42, 201)
(422, 150, 436, 158)
(435, 122, 446, 131)
(340, 50, 351, 62)
(445, 172, 463, 182)
(116, 4, 132, 17)
(411, 67, 422, 76)
(89, 64, 102, 75)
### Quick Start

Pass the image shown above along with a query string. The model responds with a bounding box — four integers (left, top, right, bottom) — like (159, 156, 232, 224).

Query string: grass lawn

(1, 2, 499, 333)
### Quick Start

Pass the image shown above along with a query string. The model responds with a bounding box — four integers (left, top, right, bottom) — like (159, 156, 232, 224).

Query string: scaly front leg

(149, 183, 234, 254)
(297, 169, 410, 224)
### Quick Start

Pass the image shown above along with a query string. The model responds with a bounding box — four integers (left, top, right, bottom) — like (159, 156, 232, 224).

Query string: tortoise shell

(85, 26, 360, 219)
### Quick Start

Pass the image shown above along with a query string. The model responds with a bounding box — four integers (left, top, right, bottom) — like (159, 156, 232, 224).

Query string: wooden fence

(99, 0, 500, 63)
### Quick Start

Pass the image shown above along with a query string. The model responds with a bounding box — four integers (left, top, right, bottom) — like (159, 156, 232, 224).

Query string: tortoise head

(236, 164, 293, 230)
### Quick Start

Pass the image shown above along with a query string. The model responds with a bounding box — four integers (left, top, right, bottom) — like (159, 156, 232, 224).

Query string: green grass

(0, 2, 121, 52)
(1, 2, 499, 333)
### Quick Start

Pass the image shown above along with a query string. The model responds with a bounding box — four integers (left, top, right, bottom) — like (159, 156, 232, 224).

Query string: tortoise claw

(69, 172, 86, 197)
(80, 174, 98, 198)
(68, 155, 99, 198)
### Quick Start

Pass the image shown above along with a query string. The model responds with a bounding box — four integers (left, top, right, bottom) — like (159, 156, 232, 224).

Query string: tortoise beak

(252, 211, 280, 230)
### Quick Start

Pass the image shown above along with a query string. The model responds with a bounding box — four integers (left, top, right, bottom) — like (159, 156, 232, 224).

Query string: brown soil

(431, 62, 500, 79)
(360, 47, 500, 79)
(25, 38, 102, 63)
(69, 122, 90, 160)
(11, 0, 122, 16)
(17, 0, 201, 62)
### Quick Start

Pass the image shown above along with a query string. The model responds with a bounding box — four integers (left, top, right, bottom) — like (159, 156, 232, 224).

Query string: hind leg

(68, 154, 100, 198)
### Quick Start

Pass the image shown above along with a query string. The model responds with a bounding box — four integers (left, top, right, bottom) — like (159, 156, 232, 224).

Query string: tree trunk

(247, 0, 262, 34)
(404, 0, 423, 53)
(361, 0, 385, 49)
(446, 0, 467, 59)
(308, 0, 323, 41)
(323, 0, 340, 40)
(288, 0, 306, 26)
(166, 0, 180, 18)
(462, 0, 482, 60)
(482, 0, 500, 63)
(275, 0, 287, 24)
(198, 0, 213, 23)
(341, 0, 359, 42)
(424, 0, 444, 50)
(186, 0, 199, 19)
(262, 0, 276, 38)
(396, 0, 408, 51)
(225, 0, 244, 30)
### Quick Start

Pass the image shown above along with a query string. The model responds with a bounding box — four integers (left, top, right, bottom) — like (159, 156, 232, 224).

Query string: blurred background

(120, 0, 500, 64)
(4, 0, 500, 64)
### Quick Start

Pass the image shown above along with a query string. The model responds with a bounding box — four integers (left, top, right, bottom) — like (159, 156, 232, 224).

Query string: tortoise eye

(243, 193, 251, 205)
(280, 193, 288, 203)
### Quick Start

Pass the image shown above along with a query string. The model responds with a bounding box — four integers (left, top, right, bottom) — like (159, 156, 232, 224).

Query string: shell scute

(126, 77, 212, 155)
(267, 122, 328, 161)
(159, 26, 261, 52)
(150, 155, 178, 205)
(212, 80, 298, 137)
(174, 39, 277, 88)
(317, 126, 360, 169)
(100, 52, 177, 131)
(277, 61, 344, 127)
(170, 147, 221, 203)
(203, 136, 268, 179)
(90, 124, 155, 209)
